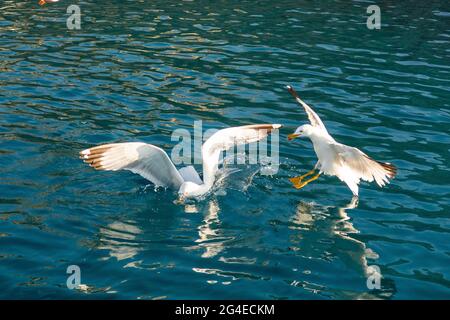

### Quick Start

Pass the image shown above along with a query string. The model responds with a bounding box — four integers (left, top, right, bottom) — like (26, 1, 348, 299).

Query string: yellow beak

(288, 133, 300, 141)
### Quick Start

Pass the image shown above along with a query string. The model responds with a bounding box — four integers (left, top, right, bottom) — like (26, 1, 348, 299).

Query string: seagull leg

(289, 168, 316, 188)
(291, 172, 321, 190)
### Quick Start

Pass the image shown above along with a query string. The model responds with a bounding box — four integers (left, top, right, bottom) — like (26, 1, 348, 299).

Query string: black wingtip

(286, 85, 299, 99)
(378, 161, 397, 179)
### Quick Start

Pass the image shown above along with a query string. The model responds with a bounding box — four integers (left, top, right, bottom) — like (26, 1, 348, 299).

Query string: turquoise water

(1, 0, 449, 299)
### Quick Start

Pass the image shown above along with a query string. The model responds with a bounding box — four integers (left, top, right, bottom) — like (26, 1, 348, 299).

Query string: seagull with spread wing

(80, 124, 281, 200)
(286, 85, 396, 197)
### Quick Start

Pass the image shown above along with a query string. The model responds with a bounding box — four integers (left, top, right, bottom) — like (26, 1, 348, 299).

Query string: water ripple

(0, 0, 449, 299)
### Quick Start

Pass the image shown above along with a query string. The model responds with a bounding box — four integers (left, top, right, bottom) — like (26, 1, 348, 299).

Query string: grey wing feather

(201, 124, 282, 185)
(287, 85, 328, 133)
(179, 165, 203, 185)
(202, 124, 282, 158)
(331, 143, 396, 187)
(80, 142, 184, 190)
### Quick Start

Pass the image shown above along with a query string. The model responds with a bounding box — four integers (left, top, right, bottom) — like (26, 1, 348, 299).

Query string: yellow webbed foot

(290, 173, 321, 190)
(289, 169, 316, 189)
(289, 176, 304, 189)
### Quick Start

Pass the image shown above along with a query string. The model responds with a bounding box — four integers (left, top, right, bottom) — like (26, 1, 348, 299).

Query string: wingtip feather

(79, 145, 116, 171)
(379, 162, 397, 176)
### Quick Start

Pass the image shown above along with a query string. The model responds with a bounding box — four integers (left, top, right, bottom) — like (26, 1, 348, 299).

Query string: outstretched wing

(178, 165, 203, 185)
(80, 142, 184, 189)
(286, 85, 328, 133)
(201, 124, 282, 185)
(331, 143, 397, 188)
(202, 124, 282, 158)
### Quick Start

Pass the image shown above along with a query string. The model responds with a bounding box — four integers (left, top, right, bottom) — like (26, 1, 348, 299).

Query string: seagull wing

(178, 165, 203, 185)
(201, 124, 282, 184)
(80, 142, 184, 189)
(287, 85, 328, 133)
(331, 143, 397, 191)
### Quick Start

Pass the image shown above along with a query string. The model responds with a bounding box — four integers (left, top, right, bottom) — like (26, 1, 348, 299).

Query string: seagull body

(80, 124, 281, 199)
(286, 85, 396, 197)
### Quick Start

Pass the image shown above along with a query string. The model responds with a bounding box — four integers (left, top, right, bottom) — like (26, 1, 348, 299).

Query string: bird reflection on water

(290, 197, 395, 299)
(98, 220, 143, 261)
(90, 190, 395, 298)
(193, 200, 226, 259)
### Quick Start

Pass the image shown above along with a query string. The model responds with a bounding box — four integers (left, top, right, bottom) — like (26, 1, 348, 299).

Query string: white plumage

(286, 85, 396, 197)
(80, 124, 281, 199)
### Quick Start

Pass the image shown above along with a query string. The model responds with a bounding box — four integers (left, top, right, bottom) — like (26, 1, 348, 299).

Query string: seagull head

(288, 124, 314, 141)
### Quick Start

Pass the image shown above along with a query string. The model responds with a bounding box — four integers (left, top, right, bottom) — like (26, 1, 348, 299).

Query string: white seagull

(80, 124, 281, 200)
(286, 85, 396, 197)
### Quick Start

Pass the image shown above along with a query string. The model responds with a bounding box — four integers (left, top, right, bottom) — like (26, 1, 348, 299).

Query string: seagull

(286, 85, 396, 197)
(80, 124, 281, 200)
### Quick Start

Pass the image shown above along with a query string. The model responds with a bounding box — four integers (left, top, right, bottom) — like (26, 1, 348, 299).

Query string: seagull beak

(288, 133, 300, 141)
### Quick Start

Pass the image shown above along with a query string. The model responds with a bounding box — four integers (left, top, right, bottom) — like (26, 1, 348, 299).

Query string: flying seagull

(80, 124, 281, 200)
(286, 85, 396, 197)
